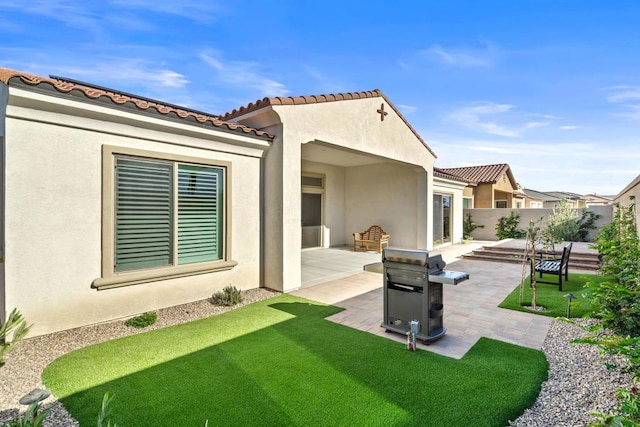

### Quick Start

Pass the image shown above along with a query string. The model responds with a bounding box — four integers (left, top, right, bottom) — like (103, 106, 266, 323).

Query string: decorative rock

(19, 388, 50, 405)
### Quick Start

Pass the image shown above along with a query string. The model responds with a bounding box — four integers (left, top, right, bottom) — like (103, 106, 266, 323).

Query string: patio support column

(416, 169, 429, 249)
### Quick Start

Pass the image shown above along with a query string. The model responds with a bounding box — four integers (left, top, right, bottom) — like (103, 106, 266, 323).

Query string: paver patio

(294, 243, 555, 359)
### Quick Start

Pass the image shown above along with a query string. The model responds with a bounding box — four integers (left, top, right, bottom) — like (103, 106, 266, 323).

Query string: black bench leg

(558, 273, 562, 292)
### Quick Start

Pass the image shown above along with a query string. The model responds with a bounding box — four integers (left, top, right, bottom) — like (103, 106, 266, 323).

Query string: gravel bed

(0, 296, 633, 426)
(511, 319, 633, 426)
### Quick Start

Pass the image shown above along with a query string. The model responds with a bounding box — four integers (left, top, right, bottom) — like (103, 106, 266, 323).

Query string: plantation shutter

(177, 164, 222, 264)
(115, 159, 173, 271)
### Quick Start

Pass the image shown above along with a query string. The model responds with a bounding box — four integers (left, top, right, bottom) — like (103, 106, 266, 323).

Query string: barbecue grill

(381, 248, 469, 343)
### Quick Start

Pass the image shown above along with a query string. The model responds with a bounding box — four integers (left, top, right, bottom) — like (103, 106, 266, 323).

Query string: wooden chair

(353, 225, 390, 253)
(531, 242, 573, 291)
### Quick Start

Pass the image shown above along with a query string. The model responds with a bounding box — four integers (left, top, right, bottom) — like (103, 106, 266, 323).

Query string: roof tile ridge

(1, 67, 272, 140)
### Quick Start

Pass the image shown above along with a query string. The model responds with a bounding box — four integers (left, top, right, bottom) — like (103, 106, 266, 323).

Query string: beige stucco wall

(3, 87, 268, 336)
(463, 206, 612, 241)
(616, 180, 640, 208)
(236, 97, 435, 292)
(345, 163, 424, 249)
(475, 184, 494, 208)
(0, 83, 7, 323)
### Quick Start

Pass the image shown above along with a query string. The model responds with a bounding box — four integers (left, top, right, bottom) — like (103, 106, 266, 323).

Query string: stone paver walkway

(293, 248, 554, 359)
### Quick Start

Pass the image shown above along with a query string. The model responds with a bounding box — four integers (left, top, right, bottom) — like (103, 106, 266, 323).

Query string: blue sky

(2, 0, 639, 195)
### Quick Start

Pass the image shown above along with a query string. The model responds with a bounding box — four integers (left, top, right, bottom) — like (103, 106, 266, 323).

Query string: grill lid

(382, 248, 429, 267)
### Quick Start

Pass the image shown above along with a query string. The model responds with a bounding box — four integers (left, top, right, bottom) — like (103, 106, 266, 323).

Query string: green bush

(0, 308, 30, 367)
(495, 211, 526, 239)
(124, 312, 157, 329)
(463, 213, 483, 240)
(576, 209, 601, 242)
(589, 202, 640, 337)
(544, 201, 601, 243)
(211, 285, 243, 306)
(544, 201, 580, 242)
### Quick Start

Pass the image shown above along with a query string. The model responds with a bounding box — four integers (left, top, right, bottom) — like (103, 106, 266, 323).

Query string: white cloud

(56, 60, 189, 89)
(420, 42, 496, 68)
(0, 1, 99, 31)
(447, 102, 521, 137)
(398, 104, 418, 114)
(605, 85, 640, 103)
(559, 125, 579, 130)
(446, 102, 557, 137)
(604, 85, 640, 120)
(108, 0, 220, 22)
(469, 146, 517, 154)
(200, 52, 288, 97)
(432, 137, 639, 194)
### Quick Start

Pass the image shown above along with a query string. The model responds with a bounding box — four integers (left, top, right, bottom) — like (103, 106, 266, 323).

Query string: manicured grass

(43, 295, 548, 427)
(499, 272, 610, 318)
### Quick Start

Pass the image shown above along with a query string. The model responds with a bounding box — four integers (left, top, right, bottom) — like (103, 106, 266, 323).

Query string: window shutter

(177, 165, 222, 264)
(115, 159, 173, 271)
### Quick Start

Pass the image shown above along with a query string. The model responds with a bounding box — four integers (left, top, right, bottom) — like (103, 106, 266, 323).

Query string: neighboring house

(438, 163, 522, 209)
(616, 174, 640, 238)
(1, 68, 463, 336)
(524, 190, 587, 208)
(616, 174, 640, 206)
(523, 188, 563, 208)
(584, 193, 614, 207)
(543, 191, 587, 208)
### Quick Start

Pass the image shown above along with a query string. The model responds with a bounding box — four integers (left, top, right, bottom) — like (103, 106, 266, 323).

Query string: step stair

(461, 245, 601, 272)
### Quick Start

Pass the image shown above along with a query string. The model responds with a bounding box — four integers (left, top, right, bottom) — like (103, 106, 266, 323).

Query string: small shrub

(211, 285, 243, 306)
(495, 211, 526, 239)
(545, 201, 580, 243)
(463, 213, 483, 240)
(0, 308, 30, 367)
(576, 209, 601, 242)
(97, 392, 118, 427)
(124, 312, 157, 328)
(2, 398, 51, 426)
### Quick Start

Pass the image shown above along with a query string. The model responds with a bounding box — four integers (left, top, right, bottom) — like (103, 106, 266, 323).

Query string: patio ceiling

(301, 140, 388, 167)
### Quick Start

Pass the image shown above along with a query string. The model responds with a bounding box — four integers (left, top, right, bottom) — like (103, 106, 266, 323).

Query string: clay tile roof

(221, 89, 436, 157)
(0, 67, 272, 140)
(433, 167, 472, 184)
(438, 163, 512, 185)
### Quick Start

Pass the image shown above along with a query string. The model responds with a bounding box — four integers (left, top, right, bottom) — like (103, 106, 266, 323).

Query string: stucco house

(1, 68, 465, 336)
(616, 174, 640, 205)
(523, 189, 587, 209)
(438, 163, 524, 209)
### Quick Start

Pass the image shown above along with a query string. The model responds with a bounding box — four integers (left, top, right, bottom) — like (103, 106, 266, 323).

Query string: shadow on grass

(43, 296, 547, 427)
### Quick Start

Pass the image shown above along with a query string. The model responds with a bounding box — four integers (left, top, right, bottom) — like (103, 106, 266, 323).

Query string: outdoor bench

(353, 225, 390, 253)
(531, 242, 572, 291)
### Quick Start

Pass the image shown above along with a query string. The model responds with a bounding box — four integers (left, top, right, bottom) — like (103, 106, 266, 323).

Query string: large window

(115, 158, 223, 271)
(94, 146, 235, 290)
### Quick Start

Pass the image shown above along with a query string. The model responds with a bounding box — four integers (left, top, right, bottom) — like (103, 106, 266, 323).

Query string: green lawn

(499, 272, 609, 318)
(43, 295, 548, 427)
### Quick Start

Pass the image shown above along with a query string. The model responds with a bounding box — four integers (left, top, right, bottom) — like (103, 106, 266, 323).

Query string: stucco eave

(7, 87, 271, 154)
